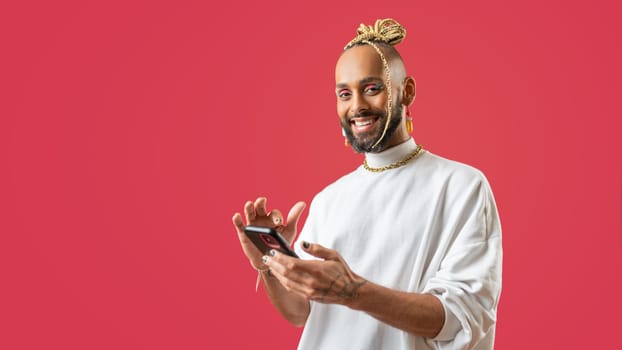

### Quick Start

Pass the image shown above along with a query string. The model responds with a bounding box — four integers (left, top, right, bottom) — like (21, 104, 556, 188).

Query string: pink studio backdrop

(1, 1, 621, 349)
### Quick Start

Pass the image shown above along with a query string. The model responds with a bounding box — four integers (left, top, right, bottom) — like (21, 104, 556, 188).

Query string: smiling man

(232, 19, 502, 350)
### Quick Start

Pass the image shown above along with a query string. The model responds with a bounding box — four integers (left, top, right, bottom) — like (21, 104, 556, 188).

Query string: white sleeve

(423, 178, 503, 349)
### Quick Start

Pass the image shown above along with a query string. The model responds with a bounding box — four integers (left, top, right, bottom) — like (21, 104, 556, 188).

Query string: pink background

(1, 1, 621, 349)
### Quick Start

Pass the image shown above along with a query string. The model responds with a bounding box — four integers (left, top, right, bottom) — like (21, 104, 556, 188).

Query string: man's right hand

(232, 197, 306, 270)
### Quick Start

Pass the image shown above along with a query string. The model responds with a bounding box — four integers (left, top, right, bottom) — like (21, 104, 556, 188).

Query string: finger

(301, 242, 340, 261)
(232, 213, 244, 233)
(243, 201, 255, 223)
(269, 266, 315, 297)
(268, 209, 284, 227)
(266, 251, 312, 283)
(285, 201, 306, 232)
(264, 253, 316, 294)
(254, 197, 268, 217)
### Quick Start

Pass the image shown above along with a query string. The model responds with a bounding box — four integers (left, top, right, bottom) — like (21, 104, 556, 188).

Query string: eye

(337, 89, 351, 99)
(364, 83, 383, 95)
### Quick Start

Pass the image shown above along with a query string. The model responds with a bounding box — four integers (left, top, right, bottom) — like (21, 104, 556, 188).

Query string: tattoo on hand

(318, 273, 368, 302)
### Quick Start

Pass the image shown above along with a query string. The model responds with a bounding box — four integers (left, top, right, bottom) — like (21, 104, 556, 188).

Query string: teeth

(355, 120, 372, 126)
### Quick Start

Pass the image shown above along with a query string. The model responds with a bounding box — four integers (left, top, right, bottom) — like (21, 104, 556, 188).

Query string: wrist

(254, 266, 274, 292)
(250, 261, 269, 272)
(344, 276, 370, 310)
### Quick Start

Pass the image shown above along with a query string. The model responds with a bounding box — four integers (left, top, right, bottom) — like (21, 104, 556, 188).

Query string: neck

(364, 137, 418, 168)
(371, 134, 411, 154)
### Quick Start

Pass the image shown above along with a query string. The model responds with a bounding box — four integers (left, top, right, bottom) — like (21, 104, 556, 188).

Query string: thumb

(301, 241, 340, 261)
(285, 201, 306, 232)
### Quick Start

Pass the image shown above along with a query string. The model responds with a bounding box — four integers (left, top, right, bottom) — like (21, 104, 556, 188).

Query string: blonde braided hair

(344, 18, 406, 150)
(344, 18, 406, 50)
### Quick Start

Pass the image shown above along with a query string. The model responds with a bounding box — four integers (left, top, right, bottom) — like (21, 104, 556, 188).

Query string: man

(232, 19, 502, 350)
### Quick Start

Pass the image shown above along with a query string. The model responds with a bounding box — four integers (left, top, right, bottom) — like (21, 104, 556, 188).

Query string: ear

(401, 76, 416, 106)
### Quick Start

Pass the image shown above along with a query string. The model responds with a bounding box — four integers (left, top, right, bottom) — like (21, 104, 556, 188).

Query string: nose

(350, 92, 370, 117)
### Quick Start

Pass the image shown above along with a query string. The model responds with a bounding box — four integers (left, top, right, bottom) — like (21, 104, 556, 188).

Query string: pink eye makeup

(364, 83, 383, 93)
(336, 81, 383, 98)
(337, 89, 351, 98)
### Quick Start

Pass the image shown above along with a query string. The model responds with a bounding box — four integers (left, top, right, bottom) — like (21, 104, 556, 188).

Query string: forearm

(261, 243, 445, 336)
(260, 271, 310, 327)
(348, 280, 445, 338)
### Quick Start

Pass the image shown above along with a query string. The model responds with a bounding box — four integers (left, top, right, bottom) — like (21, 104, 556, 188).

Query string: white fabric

(294, 138, 502, 350)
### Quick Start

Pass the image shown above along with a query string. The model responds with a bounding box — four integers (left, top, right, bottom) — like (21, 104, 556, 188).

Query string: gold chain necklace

(363, 144, 424, 173)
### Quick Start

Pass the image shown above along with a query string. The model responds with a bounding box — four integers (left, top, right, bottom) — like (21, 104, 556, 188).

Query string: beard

(340, 102, 403, 154)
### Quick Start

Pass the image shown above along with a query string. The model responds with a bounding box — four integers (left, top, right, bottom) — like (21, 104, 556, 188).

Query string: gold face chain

(362, 145, 424, 173)
(361, 40, 392, 150)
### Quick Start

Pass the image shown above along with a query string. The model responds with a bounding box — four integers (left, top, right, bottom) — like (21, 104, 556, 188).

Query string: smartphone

(244, 225, 299, 258)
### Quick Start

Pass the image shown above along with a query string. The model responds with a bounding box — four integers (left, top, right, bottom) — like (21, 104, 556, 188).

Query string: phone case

(244, 225, 299, 258)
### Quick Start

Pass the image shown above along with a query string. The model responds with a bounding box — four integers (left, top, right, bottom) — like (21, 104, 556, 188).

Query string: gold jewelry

(407, 78, 417, 134)
(363, 144, 424, 173)
(406, 107, 413, 134)
(362, 40, 393, 150)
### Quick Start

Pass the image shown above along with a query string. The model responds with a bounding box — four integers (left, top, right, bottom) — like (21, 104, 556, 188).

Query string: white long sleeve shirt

(294, 138, 502, 350)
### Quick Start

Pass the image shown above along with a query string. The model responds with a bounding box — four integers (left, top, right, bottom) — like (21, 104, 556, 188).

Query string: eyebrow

(336, 76, 384, 89)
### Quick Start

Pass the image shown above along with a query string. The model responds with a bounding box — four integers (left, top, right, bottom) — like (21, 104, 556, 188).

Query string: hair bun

(344, 18, 406, 50)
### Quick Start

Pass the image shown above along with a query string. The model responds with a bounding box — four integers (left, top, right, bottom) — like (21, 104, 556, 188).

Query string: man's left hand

(262, 242, 367, 306)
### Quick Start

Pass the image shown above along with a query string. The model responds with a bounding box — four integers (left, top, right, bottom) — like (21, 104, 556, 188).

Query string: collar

(364, 138, 418, 168)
